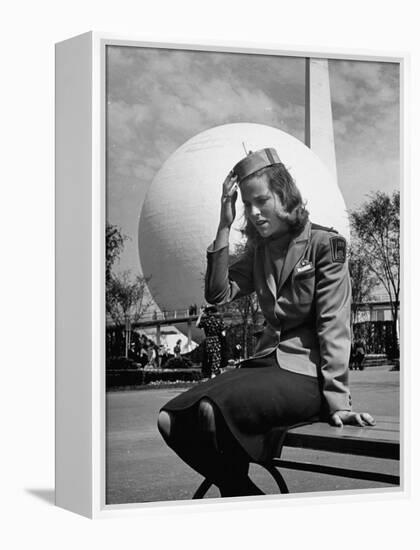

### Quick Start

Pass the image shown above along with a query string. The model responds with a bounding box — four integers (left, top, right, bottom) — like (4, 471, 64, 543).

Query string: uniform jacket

(205, 220, 352, 414)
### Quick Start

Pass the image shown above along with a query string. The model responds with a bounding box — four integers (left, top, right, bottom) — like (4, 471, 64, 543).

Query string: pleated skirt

(161, 352, 323, 463)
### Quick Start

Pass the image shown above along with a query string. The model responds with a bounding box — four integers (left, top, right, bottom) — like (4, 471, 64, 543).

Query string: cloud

(106, 47, 305, 223)
(330, 60, 399, 107)
(329, 59, 399, 198)
(339, 155, 399, 211)
(108, 53, 300, 147)
(330, 60, 399, 154)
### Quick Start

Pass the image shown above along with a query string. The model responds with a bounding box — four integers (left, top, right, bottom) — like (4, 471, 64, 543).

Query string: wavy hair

(240, 162, 309, 244)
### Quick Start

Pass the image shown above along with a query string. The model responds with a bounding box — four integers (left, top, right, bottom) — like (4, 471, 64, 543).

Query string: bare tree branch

(349, 191, 400, 357)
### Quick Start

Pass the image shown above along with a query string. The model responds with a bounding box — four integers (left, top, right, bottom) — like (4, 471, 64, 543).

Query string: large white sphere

(138, 123, 349, 316)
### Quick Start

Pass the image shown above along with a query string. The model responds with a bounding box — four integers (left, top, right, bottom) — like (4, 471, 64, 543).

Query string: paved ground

(106, 365, 400, 504)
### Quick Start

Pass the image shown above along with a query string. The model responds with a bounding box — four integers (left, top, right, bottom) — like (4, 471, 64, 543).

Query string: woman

(158, 147, 375, 498)
(353, 337, 367, 371)
(173, 339, 182, 359)
(196, 305, 226, 378)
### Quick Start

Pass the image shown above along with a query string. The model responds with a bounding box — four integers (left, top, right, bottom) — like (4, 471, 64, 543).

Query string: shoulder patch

(329, 236, 347, 263)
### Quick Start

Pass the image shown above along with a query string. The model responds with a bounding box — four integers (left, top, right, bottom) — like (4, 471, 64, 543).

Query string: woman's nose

(250, 204, 261, 217)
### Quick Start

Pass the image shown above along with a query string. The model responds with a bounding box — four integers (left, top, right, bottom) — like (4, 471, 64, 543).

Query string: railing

(106, 308, 199, 328)
(141, 309, 195, 322)
(354, 294, 398, 306)
(368, 294, 395, 303)
(106, 308, 252, 328)
(107, 297, 397, 329)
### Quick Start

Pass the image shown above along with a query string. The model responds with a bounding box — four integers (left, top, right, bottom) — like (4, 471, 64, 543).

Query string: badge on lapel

(296, 259, 313, 274)
(329, 236, 347, 263)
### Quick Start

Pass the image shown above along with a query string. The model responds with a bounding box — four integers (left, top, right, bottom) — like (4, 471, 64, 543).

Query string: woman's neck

(267, 230, 290, 243)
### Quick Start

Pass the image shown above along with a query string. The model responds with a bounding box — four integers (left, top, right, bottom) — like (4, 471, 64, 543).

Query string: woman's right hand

(219, 170, 238, 229)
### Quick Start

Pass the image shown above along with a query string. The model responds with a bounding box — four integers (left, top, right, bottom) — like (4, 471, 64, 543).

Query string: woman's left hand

(330, 410, 376, 427)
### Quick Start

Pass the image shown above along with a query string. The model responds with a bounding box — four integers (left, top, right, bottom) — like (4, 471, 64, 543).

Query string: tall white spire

(305, 58, 338, 184)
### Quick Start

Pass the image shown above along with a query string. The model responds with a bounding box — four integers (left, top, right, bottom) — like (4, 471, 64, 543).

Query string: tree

(106, 270, 154, 358)
(348, 242, 376, 326)
(106, 223, 126, 284)
(223, 242, 261, 358)
(349, 191, 400, 357)
(106, 223, 153, 357)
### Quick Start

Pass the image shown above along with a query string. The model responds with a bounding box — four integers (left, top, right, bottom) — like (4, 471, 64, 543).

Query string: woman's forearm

(213, 225, 230, 250)
(205, 241, 230, 304)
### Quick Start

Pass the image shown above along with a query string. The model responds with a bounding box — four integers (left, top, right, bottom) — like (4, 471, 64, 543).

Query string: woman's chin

(256, 224, 270, 237)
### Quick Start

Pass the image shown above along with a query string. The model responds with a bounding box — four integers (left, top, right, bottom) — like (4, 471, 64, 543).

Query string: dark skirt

(161, 353, 322, 464)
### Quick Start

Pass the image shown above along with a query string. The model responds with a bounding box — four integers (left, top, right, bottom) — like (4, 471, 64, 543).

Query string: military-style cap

(233, 147, 281, 182)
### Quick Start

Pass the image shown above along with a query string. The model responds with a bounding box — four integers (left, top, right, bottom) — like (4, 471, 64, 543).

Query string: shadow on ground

(25, 489, 55, 505)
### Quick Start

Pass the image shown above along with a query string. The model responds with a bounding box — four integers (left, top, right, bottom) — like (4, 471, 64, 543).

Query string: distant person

(147, 343, 157, 369)
(174, 339, 182, 359)
(353, 337, 366, 371)
(140, 334, 148, 349)
(139, 346, 148, 368)
(234, 343, 242, 362)
(164, 344, 171, 363)
(196, 305, 226, 378)
(157, 345, 165, 368)
(128, 342, 137, 361)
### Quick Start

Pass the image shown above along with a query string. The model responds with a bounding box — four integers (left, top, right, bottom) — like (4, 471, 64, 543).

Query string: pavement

(105, 365, 400, 505)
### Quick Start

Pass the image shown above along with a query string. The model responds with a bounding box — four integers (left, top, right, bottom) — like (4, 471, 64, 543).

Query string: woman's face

(240, 173, 288, 238)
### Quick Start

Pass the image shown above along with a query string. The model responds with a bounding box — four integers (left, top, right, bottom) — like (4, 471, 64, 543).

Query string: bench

(192, 415, 400, 498)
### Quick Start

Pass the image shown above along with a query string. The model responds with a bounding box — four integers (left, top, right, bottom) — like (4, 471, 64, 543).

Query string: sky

(106, 46, 400, 277)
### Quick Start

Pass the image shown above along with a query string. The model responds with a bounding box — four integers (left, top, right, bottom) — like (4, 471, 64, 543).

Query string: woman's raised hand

(219, 170, 238, 229)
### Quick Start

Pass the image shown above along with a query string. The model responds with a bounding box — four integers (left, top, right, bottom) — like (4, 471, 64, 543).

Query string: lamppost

(125, 315, 131, 359)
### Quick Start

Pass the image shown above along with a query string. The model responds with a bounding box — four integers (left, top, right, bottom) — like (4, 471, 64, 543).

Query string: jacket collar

(257, 220, 312, 302)
(293, 219, 311, 243)
(277, 220, 311, 291)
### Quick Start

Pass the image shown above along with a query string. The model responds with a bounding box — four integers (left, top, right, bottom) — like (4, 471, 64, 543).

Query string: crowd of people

(126, 312, 240, 374)
(128, 334, 172, 369)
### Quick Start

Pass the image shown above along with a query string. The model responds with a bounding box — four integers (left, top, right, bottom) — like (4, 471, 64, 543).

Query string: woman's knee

(157, 410, 173, 441)
(158, 400, 217, 443)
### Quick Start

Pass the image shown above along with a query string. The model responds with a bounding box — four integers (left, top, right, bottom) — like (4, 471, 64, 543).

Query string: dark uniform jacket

(205, 220, 352, 414)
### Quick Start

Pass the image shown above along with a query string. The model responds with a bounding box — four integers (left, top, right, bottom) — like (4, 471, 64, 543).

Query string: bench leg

(263, 464, 290, 494)
(192, 478, 213, 499)
(192, 465, 290, 498)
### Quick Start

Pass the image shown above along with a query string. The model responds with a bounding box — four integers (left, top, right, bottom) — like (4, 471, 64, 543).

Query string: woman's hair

(240, 162, 309, 243)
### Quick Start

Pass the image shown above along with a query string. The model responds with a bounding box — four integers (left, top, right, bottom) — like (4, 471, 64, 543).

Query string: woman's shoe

(219, 475, 265, 497)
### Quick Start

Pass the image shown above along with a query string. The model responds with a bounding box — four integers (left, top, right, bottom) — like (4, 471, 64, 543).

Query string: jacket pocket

(294, 267, 315, 280)
(292, 271, 315, 304)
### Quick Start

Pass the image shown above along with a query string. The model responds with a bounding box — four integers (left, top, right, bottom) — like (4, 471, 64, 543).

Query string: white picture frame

(55, 31, 408, 518)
